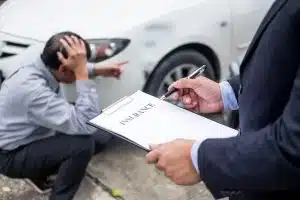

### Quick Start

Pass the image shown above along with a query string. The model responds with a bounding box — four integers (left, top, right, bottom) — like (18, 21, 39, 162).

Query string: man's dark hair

(40, 31, 91, 70)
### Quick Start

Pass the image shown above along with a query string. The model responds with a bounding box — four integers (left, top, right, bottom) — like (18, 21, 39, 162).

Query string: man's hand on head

(145, 139, 201, 185)
(57, 35, 88, 80)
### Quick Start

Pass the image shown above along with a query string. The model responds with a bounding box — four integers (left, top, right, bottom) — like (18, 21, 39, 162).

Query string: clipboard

(88, 90, 238, 151)
(88, 94, 150, 151)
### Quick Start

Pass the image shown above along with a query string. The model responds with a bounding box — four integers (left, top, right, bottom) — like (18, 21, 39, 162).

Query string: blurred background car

(0, 0, 273, 115)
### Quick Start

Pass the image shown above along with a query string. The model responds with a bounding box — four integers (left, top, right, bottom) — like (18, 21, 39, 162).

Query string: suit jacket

(198, 0, 300, 199)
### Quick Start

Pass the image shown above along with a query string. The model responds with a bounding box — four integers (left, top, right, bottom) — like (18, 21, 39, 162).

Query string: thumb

(149, 143, 162, 150)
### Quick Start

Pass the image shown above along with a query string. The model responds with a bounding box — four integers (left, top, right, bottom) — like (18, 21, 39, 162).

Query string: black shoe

(25, 175, 55, 194)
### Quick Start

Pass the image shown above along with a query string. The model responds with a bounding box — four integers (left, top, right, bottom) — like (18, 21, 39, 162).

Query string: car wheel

(144, 50, 216, 106)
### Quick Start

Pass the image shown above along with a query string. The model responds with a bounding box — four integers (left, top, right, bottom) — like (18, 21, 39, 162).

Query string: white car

(0, 0, 273, 109)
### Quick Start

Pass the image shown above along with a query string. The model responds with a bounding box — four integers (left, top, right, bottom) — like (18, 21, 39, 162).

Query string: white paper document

(89, 90, 238, 151)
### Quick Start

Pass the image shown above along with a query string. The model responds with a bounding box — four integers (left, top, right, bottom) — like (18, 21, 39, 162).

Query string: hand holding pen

(161, 65, 224, 114)
(160, 65, 206, 100)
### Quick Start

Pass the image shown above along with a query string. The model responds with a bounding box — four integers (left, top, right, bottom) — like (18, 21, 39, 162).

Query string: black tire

(144, 50, 216, 97)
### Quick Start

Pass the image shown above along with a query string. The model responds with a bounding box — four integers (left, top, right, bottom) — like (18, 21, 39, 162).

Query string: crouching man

(0, 31, 126, 200)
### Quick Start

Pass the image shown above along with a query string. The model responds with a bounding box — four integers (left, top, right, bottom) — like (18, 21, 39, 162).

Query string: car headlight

(87, 38, 130, 62)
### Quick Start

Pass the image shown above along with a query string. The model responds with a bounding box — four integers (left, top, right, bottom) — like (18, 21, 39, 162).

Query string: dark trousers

(0, 132, 111, 200)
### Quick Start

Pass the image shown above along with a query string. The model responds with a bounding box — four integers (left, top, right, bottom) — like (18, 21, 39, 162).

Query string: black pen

(160, 65, 206, 100)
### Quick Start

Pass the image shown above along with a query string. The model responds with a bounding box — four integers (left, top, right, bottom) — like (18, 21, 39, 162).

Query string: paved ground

(0, 113, 225, 200)
(0, 173, 115, 200)
(0, 138, 214, 200)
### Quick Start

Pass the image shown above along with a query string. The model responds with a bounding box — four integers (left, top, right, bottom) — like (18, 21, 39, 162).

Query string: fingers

(60, 37, 76, 59)
(182, 95, 192, 105)
(182, 95, 198, 109)
(172, 92, 180, 101)
(185, 91, 199, 107)
(146, 149, 160, 164)
(71, 36, 86, 54)
(146, 142, 165, 163)
(168, 82, 177, 92)
(169, 78, 197, 100)
(109, 61, 127, 78)
(118, 61, 129, 66)
(113, 71, 121, 79)
(189, 90, 199, 102)
(57, 52, 67, 65)
(78, 39, 87, 55)
(169, 78, 206, 106)
(60, 35, 86, 56)
(183, 88, 189, 96)
(59, 38, 74, 55)
(64, 35, 76, 48)
(169, 86, 183, 101)
(109, 67, 122, 78)
(171, 88, 198, 110)
(110, 61, 128, 73)
(79, 39, 85, 49)
(172, 78, 201, 90)
(71, 35, 80, 46)
(170, 88, 191, 100)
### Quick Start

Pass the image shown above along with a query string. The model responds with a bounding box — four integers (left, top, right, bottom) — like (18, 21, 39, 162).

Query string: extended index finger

(118, 61, 129, 66)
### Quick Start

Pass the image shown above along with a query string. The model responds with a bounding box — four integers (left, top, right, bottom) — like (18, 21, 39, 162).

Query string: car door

(229, 0, 274, 62)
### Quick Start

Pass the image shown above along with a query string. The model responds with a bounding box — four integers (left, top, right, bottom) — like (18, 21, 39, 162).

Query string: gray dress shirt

(0, 57, 100, 150)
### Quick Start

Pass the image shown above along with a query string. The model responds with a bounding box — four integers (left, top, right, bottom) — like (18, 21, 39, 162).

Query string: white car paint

(0, 0, 274, 108)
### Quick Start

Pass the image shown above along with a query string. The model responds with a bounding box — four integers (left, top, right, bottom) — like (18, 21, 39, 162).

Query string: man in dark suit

(146, 0, 300, 199)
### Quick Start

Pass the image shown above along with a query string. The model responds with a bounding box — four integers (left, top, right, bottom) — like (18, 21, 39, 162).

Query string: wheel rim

(157, 63, 205, 106)
(157, 64, 198, 96)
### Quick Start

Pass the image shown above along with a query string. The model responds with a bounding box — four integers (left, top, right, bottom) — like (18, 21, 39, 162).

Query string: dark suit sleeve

(198, 68, 300, 193)
(227, 75, 240, 99)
